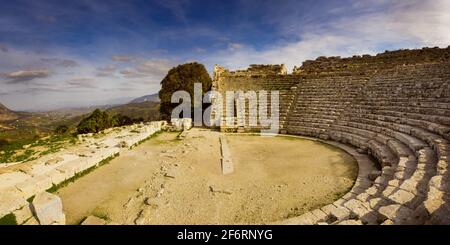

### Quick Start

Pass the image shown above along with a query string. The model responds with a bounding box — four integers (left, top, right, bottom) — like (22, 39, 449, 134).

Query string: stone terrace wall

(0, 121, 166, 224)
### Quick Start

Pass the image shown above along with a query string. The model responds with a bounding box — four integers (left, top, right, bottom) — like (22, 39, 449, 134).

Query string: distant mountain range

(129, 93, 160, 104)
(0, 93, 161, 128)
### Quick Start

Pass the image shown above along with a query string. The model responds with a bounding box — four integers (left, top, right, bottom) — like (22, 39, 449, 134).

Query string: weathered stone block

(0, 172, 32, 190)
(0, 187, 28, 218)
(388, 189, 415, 205)
(22, 216, 40, 225)
(378, 204, 413, 224)
(337, 219, 363, 225)
(15, 175, 53, 198)
(31, 192, 65, 225)
(12, 204, 33, 225)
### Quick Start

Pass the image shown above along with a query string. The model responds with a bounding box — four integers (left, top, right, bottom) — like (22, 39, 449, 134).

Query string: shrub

(0, 213, 17, 225)
(76, 109, 115, 134)
(113, 114, 133, 126)
(55, 125, 69, 134)
(76, 109, 144, 134)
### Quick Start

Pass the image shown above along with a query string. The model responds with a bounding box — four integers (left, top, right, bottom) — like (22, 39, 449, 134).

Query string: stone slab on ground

(31, 192, 65, 225)
(12, 204, 33, 225)
(220, 136, 234, 175)
(81, 215, 107, 225)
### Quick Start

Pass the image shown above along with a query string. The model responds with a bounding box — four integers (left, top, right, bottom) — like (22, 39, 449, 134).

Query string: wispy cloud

(156, 0, 190, 23)
(119, 59, 173, 79)
(3, 69, 51, 83)
(65, 78, 97, 89)
(137, 59, 173, 76)
(228, 43, 244, 51)
(35, 15, 57, 23)
(112, 55, 135, 62)
(96, 64, 117, 77)
(41, 58, 79, 67)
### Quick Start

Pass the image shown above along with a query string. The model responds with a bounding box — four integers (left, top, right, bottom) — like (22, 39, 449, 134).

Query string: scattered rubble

(81, 215, 107, 225)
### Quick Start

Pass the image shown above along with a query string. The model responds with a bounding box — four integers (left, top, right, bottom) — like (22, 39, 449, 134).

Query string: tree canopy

(76, 109, 115, 134)
(158, 62, 212, 120)
(76, 109, 143, 134)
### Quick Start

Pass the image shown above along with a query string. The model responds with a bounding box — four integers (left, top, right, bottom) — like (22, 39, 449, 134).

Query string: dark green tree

(158, 62, 212, 120)
(113, 114, 133, 126)
(54, 125, 69, 134)
(76, 109, 115, 134)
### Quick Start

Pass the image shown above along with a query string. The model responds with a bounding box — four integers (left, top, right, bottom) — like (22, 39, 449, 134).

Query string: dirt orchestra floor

(57, 128, 358, 224)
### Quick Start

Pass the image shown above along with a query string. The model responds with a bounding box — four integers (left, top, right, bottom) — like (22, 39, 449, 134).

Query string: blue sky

(0, 0, 449, 111)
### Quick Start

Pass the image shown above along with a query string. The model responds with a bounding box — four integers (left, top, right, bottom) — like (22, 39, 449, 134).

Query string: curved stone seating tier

(278, 61, 450, 224)
(0, 121, 167, 222)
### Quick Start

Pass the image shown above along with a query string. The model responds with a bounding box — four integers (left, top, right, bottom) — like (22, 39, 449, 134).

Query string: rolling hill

(0, 97, 161, 151)
(0, 103, 18, 122)
(129, 93, 160, 104)
(107, 101, 160, 121)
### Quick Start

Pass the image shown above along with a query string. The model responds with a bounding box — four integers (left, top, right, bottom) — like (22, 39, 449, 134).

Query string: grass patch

(152, 131, 182, 145)
(91, 209, 110, 221)
(129, 130, 163, 149)
(15, 149, 35, 162)
(0, 133, 77, 163)
(27, 195, 35, 203)
(48, 153, 119, 193)
(0, 213, 18, 225)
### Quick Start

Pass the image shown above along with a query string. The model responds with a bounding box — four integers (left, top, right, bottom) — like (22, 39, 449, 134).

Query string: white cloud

(137, 59, 172, 76)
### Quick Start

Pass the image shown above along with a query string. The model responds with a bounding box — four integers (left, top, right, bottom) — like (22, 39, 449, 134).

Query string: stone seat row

(281, 62, 449, 224)
(328, 109, 448, 224)
(294, 118, 437, 224)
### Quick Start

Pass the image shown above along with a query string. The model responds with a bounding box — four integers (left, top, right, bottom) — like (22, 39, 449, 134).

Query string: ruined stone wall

(212, 65, 298, 132)
(293, 46, 450, 76)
